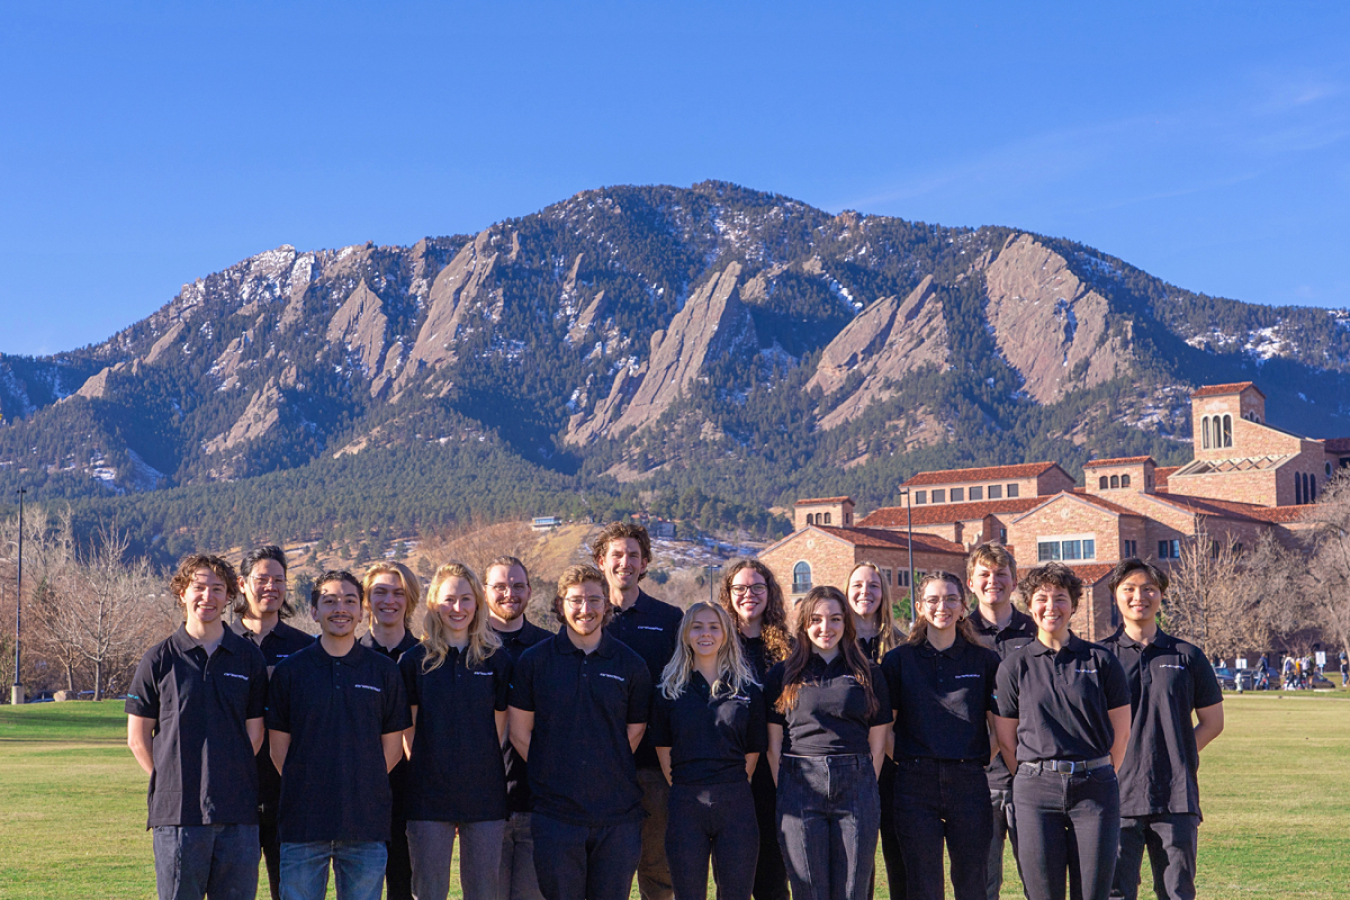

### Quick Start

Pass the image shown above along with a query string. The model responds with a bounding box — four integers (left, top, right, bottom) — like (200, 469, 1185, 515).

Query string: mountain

(2, 180, 1348, 560)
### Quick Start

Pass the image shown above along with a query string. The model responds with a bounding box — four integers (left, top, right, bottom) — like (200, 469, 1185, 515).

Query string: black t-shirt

(508, 630, 652, 826)
(882, 635, 1001, 761)
(995, 635, 1130, 763)
(400, 643, 512, 822)
(763, 654, 892, 757)
(608, 589, 683, 768)
(650, 672, 768, 785)
(1100, 627, 1223, 817)
(230, 619, 314, 810)
(972, 608, 1037, 791)
(266, 641, 411, 842)
(126, 626, 268, 828)
(493, 618, 555, 814)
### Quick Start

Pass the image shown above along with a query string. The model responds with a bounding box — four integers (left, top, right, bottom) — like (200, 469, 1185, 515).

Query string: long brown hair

(719, 559, 792, 665)
(775, 586, 879, 718)
(907, 571, 987, 647)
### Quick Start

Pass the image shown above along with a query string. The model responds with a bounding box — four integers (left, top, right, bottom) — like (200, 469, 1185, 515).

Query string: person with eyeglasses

(230, 544, 315, 900)
(719, 561, 793, 900)
(881, 573, 1001, 900)
(508, 565, 653, 900)
(993, 564, 1131, 900)
(484, 555, 554, 900)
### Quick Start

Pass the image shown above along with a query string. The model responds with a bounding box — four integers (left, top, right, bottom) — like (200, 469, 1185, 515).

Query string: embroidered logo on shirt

(354, 683, 382, 692)
(473, 671, 494, 676)
(598, 672, 626, 682)
(637, 626, 666, 632)
(222, 672, 250, 681)
(1159, 664, 1186, 670)
(1075, 668, 1098, 674)
(954, 673, 981, 679)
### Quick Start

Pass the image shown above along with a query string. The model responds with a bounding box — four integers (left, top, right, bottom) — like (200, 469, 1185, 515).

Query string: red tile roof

(1148, 493, 1269, 523)
(1190, 382, 1264, 399)
(857, 497, 1042, 528)
(1067, 563, 1115, 584)
(1244, 505, 1314, 523)
(1074, 494, 1146, 517)
(902, 461, 1064, 487)
(811, 526, 966, 555)
(1154, 467, 1178, 490)
(795, 496, 854, 506)
(1322, 438, 1350, 453)
(1085, 456, 1154, 467)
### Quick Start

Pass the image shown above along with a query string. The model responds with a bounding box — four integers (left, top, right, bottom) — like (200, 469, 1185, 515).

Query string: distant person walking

(1340, 651, 1348, 687)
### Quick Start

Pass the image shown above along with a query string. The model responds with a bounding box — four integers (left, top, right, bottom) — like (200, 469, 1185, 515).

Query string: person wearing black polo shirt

(882, 572, 1001, 900)
(485, 555, 553, 900)
(401, 562, 511, 900)
(127, 553, 268, 900)
(765, 586, 892, 900)
(651, 602, 767, 900)
(1100, 559, 1224, 900)
(592, 522, 683, 900)
(845, 561, 906, 900)
(230, 544, 315, 900)
(993, 563, 1131, 900)
(965, 542, 1034, 900)
(358, 561, 422, 900)
(507, 564, 654, 900)
(719, 560, 792, 900)
(268, 570, 412, 900)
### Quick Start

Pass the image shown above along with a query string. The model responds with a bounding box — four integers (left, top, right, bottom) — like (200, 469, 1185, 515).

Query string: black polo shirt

(125, 625, 268, 828)
(508, 630, 652, 826)
(230, 619, 314, 811)
(266, 641, 411, 842)
(995, 635, 1130, 763)
(763, 654, 892, 756)
(1100, 627, 1223, 817)
(400, 643, 512, 822)
(972, 607, 1037, 791)
(608, 588, 683, 768)
(359, 630, 419, 821)
(493, 618, 555, 814)
(739, 635, 772, 683)
(882, 635, 1001, 761)
(650, 672, 768, 786)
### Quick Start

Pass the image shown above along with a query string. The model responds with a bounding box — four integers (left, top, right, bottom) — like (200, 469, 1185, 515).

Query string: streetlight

(705, 564, 722, 605)
(12, 488, 26, 706)
(897, 487, 915, 629)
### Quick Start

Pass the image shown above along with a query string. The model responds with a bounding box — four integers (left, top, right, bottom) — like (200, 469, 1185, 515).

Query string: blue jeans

(1012, 764, 1120, 900)
(152, 824, 259, 900)
(777, 754, 880, 900)
(280, 841, 387, 900)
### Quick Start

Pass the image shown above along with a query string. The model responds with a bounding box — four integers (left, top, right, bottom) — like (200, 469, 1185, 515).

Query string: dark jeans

(386, 817, 412, 900)
(531, 813, 642, 900)
(152, 824, 260, 900)
(500, 812, 546, 900)
(986, 789, 1024, 900)
(893, 758, 992, 900)
(876, 756, 906, 900)
(1013, 764, 1120, 900)
(261, 807, 283, 900)
(407, 818, 506, 900)
(751, 758, 791, 900)
(638, 767, 675, 900)
(665, 780, 759, 900)
(280, 841, 387, 900)
(1110, 814, 1199, 900)
(777, 754, 880, 900)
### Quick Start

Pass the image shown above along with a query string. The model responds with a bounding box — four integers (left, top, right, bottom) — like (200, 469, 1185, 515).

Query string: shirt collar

(1110, 626, 1176, 652)
(551, 628, 617, 659)
(918, 633, 968, 660)
(1029, 633, 1090, 658)
(170, 623, 237, 655)
(311, 639, 367, 667)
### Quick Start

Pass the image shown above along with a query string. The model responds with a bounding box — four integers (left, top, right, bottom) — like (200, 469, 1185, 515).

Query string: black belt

(1021, 755, 1112, 775)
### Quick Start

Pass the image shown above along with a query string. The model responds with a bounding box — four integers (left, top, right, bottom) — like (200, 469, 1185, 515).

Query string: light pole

(705, 564, 722, 605)
(897, 487, 915, 629)
(12, 488, 26, 706)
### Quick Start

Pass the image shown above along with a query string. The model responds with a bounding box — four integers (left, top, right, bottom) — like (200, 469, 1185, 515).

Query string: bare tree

(1166, 519, 1273, 660)
(1299, 473, 1350, 660)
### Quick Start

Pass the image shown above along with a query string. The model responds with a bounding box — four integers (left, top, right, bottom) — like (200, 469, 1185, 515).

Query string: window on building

(1121, 474, 1131, 488)
(844, 512, 852, 525)
(1110, 475, 1120, 489)
(1158, 539, 1181, 559)
(951, 487, 965, 502)
(969, 486, 983, 501)
(932, 489, 946, 503)
(1202, 416, 1211, 449)
(896, 569, 910, 588)
(1038, 535, 1096, 562)
(1099, 476, 1109, 490)
(1311, 475, 1317, 502)
(792, 562, 813, 593)
(1007, 484, 1019, 498)
(805, 513, 814, 526)
(881, 568, 892, 585)
(1038, 541, 1060, 561)
(1210, 540, 1221, 558)
(822, 512, 831, 525)
(988, 484, 1003, 499)
(1222, 415, 1233, 448)
(1296, 473, 1303, 505)
(999, 527, 1008, 542)
(914, 491, 927, 504)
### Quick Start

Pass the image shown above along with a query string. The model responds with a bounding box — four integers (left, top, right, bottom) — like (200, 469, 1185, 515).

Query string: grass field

(2, 695, 1348, 899)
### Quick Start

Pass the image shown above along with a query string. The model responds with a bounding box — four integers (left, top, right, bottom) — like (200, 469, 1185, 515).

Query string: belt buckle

(1051, 760, 1076, 775)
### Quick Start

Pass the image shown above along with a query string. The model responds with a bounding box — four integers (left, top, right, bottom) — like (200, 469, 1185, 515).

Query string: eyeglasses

(252, 576, 286, 587)
(563, 597, 606, 609)
(730, 584, 768, 598)
(921, 596, 964, 608)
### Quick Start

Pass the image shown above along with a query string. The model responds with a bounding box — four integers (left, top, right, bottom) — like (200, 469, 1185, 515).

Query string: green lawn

(2, 695, 1348, 899)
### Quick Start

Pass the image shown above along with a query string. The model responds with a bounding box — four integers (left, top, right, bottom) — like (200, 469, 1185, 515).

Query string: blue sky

(3, 2, 1348, 355)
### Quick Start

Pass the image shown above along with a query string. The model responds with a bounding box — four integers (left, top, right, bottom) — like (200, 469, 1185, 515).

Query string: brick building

(765, 381, 1350, 640)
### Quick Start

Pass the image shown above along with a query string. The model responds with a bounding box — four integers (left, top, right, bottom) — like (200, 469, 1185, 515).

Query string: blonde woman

(651, 602, 766, 900)
(398, 563, 510, 900)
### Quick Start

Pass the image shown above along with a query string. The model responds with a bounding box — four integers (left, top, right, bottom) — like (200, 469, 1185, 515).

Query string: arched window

(792, 562, 812, 593)
(1223, 415, 1233, 448)
(1202, 416, 1211, 449)
(1311, 475, 1317, 503)
(1296, 474, 1303, 505)
(1121, 474, 1131, 488)
(805, 513, 813, 526)
(823, 512, 831, 525)
(1099, 476, 1109, 490)
(1110, 475, 1120, 489)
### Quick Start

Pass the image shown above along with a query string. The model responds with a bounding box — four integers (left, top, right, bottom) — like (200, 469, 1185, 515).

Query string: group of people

(127, 523, 1225, 900)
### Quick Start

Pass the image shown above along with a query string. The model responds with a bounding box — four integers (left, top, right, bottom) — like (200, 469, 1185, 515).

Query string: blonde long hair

(362, 561, 422, 629)
(421, 562, 502, 672)
(660, 602, 759, 700)
(848, 561, 905, 660)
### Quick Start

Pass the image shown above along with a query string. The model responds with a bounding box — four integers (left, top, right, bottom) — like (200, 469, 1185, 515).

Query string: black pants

(385, 816, 412, 900)
(1013, 764, 1120, 900)
(665, 780, 758, 900)
(777, 754, 880, 900)
(531, 813, 642, 900)
(1110, 814, 1199, 900)
(750, 757, 791, 900)
(893, 758, 992, 900)
(876, 756, 906, 900)
(260, 806, 282, 900)
(985, 789, 1023, 900)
